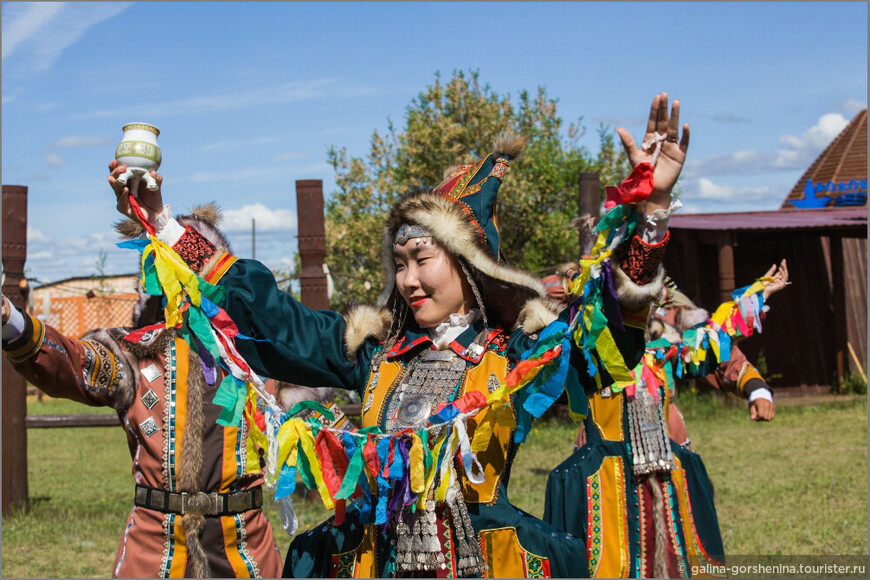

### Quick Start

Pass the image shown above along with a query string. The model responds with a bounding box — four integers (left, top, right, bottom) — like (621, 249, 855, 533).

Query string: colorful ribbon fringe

(123, 165, 668, 530)
(639, 278, 773, 401)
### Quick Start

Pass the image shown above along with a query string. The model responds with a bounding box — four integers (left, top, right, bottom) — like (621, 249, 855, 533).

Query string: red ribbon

(315, 430, 350, 500)
(604, 162, 655, 209)
(505, 347, 562, 388)
(363, 434, 380, 480)
(127, 194, 157, 236)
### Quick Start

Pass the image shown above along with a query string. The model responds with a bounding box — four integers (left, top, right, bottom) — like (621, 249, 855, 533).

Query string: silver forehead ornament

(394, 223, 432, 246)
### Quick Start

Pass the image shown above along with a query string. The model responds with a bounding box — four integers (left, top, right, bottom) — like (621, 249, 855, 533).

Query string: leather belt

(134, 484, 263, 516)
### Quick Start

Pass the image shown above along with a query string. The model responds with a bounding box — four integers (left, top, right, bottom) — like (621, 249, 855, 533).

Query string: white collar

(427, 309, 481, 350)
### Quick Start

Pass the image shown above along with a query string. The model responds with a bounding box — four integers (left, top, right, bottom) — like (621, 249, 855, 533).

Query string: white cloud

(686, 112, 852, 177)
(45, 152, 65, 167)
(778, 113, 848, 151)
(840, 98, 867, 116)
(2, 2, 133, 71)
(52, 135, 112, 149)
(678, 177, 786, 213)
(24, 229, 138, 284)
(27, 227, 51, 243)
(222, 204, 297, 232)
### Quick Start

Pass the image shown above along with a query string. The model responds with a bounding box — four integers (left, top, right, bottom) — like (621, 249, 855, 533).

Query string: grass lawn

(2, 393, 866, 577)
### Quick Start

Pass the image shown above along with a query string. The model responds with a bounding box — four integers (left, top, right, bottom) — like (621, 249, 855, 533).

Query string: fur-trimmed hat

(378, 133, 548, 330)
(115, 203, 232, 328)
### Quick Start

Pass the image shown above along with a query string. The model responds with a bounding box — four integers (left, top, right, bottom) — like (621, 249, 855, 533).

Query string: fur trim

(515, 297, 561, 334)
(275, 382, 336, 411)
(186, 202, 222, 228)
(81, 328, 137, 412)
(378, 190, 545, 327)
(647, 318, 682, 344)
(343, 304, 391, 360)
(114, 202, 229, 250)
(493, 131, 526, 161)
(177, 206, 231, 253)
(612, 264, 666, 311)
(115, 218, 146, 239)
(673, 306, 709, 333)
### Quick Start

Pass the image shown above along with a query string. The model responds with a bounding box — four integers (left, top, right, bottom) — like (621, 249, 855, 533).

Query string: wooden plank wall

(843, 237, 867, 378)
(663, 229, 865, 389)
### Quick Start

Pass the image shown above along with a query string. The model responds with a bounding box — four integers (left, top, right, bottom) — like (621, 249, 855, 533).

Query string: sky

(2, 2, 867, 288)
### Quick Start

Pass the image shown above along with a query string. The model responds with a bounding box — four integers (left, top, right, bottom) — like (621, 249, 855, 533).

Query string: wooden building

(663, 110, 867, 391)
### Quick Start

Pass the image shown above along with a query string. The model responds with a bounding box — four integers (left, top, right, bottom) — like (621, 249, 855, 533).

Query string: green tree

(325, 70, 628, 309)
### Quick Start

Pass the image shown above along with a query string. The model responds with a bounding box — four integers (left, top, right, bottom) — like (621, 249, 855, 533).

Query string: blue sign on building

(791, 179, 868, 209)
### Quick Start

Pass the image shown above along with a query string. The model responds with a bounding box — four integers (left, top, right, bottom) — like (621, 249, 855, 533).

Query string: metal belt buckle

(183, 491, 214, 515)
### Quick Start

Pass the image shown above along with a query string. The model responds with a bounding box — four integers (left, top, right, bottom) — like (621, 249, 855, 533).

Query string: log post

(830, 235, 846, 392)
(577, 172, 601, 258)
(295, 180, 329, 311)
(717, 233, 736, 303)
(2, 185, 29, 516)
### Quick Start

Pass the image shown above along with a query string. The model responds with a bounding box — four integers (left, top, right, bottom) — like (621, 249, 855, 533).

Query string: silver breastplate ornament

(387, 348, 467, 432)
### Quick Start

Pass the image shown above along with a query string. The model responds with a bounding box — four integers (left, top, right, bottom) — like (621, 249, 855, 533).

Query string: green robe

(214, 259, 648, 578)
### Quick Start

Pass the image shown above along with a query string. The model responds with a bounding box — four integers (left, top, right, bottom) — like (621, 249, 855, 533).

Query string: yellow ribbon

(144, 236, 202, 327)
(409, 432, 425, 494)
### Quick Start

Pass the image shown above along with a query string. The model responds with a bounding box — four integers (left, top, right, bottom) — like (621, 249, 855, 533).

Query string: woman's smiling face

(393, 236, 473, 328)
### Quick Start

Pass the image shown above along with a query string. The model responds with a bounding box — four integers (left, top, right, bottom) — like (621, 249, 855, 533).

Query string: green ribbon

(287, 400, 335, 421)
(335, 426, 380, 500)
(213, 374, 246, 427)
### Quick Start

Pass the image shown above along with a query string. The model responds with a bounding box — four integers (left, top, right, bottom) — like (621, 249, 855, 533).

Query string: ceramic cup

(114, 122, 161, 193)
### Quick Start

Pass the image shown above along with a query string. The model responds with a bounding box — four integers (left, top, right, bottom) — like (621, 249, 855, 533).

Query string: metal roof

(668, 207, 867, 231)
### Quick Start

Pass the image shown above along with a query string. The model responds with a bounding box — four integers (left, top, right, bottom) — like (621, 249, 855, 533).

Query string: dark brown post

(577, 172, 601, 258)
(830, 235, 846, 393)
(2, 185, 29, 516)
(717, 233, 736, 303)
(296, 180, 329, 311)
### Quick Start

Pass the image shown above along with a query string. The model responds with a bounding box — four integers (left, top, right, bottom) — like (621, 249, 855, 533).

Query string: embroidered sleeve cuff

(2, 299, 26, 342)
(620, 232, 670, 286)
(172, 225, 217, 274)
(3, 312, 45, 363)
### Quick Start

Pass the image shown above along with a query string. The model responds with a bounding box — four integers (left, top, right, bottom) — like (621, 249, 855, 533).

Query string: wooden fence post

(2, 184, 29, 516)
(296, 180, 329, 311)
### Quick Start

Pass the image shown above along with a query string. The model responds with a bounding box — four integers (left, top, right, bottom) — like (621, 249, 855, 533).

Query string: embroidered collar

(387, 316, 505, 363)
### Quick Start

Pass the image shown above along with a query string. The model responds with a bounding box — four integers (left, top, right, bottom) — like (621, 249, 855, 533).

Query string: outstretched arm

(107, 163, 372, 393)
(2, 295, 134, 409)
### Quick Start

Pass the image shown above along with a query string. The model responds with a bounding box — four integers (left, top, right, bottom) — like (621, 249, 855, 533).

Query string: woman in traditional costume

(544, 263, 787, 577)
(108, 93, 688, 578)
